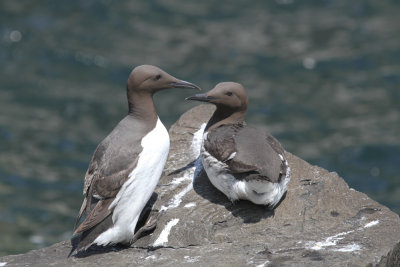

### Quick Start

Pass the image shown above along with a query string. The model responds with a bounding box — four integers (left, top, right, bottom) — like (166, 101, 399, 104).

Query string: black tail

(68, 214, 113, 257)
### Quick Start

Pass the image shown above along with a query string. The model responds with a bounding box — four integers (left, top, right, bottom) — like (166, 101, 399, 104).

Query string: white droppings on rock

(306, 230, 354, 251)
(153, 218, 179, 247)
(303, 219, 381, 252)
(170, 177, 187, 185)
(184, 202, 196, 208)
(255, 260, 270, 267)
(145, 255, 157, 260)
(160, 183, 193, 211)
(172, 183, 193, 207)
(161, 124, 206, 211)
(184, 255, 201, 263)
(0, 262, 7, 267)
(190, 123, 206, 157)
(165, 169, 194, 193)
(364, 220, 379, 228)
(333, 243, 362, 252)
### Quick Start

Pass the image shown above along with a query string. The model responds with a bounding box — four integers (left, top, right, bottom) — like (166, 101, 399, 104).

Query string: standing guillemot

(71, 65, 200, 254)
(186, 82, 290, 207)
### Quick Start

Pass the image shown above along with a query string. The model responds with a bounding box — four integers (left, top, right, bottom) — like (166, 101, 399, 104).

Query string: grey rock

(1, 104, 399, 267)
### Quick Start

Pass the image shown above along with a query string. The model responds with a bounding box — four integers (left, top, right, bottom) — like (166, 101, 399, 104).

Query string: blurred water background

(1, 0, 399, 256)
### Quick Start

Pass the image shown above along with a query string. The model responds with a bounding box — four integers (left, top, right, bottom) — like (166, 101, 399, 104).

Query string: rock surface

(1, 105, 399, 267)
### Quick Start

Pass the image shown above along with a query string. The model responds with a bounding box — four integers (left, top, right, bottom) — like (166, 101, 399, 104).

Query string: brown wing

(73, 198, 114, 235)
(73, 156, 139, 232)
(74, 118, 145, 231)
(204, 124, 241, 163)
(205, 124, 286, 183)
(266, 133, 285, 156)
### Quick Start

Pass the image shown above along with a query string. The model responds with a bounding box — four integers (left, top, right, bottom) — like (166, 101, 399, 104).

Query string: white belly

(94, 118, 170, 245)
(200, 145, 241, 201)
(201, 141, 290, 207)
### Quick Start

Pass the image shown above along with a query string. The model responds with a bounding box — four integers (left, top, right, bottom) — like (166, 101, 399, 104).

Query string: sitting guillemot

(186, 82, 290, 207)
(71, 65, 200, 254)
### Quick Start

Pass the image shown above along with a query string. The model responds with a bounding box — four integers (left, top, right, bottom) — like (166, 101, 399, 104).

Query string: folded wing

(204, 124, 286, 183)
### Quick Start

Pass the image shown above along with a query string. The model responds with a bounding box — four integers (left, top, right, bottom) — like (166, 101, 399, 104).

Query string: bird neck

(205, 107, 247, 131)
(127, 90, 158, 124)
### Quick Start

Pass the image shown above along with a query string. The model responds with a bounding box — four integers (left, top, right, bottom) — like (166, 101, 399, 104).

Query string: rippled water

(1, 0, 399, 256)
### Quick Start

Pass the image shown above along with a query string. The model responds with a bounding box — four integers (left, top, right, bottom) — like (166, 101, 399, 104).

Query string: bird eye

(154, 74, 162, 81)
(226, 91, 233, 96)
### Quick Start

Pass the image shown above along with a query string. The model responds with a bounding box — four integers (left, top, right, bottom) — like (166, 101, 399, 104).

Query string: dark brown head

(126, 65, 201, 118)
(186, 82, 248, 111)
(186, 82, 249, 130)
(127, 65, 201, 94)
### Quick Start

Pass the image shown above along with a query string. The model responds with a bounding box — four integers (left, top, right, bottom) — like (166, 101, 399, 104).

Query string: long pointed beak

(170, 80, 201, 90)
(185, 93, 214, 102)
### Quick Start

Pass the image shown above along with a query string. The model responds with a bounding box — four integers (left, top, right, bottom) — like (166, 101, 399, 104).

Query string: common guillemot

(71, 65, 200, 254)
(186, 82, 290, 207)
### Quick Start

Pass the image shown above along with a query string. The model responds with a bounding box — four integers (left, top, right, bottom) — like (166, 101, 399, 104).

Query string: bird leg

(131, 210, 161, 244)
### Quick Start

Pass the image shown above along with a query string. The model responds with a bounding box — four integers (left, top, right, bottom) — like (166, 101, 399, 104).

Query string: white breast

(94, 118, 170, 245)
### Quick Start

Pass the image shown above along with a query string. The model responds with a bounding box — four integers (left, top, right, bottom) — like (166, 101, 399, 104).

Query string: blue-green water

(1, 0, 399, 256)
